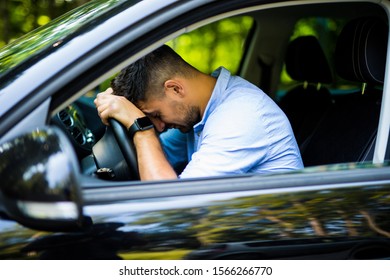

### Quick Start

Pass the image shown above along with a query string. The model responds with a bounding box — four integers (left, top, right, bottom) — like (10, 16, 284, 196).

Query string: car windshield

(0, 0, 140, 79)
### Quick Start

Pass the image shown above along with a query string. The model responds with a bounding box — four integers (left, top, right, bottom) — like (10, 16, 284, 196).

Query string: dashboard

(52, 104, 95, 159)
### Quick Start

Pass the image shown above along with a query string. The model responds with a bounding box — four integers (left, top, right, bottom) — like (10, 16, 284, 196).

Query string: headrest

(335, 17, 388, 84)
(285, 35, 332, 84)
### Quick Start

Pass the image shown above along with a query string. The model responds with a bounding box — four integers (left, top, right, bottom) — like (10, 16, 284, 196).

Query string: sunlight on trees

(168, 16, 254, 75)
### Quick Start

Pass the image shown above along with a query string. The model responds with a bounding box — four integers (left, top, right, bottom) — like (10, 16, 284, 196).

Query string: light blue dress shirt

(160, 67, 303, 178)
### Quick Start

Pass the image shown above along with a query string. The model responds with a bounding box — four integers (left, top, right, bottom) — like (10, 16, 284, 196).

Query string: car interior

(49, 1, 389, 182)
(285, 16, 386, 167)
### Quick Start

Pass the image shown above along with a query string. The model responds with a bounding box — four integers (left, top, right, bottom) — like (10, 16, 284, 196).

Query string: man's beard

(177, 104, 199, 133)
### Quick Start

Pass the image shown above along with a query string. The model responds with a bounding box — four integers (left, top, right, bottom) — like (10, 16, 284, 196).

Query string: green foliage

(279, 17, 345, 93)
(168, 16, 254, 75)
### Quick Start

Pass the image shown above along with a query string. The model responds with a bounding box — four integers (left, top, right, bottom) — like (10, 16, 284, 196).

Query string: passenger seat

(301, 17, 388, 166)
(279, 35, 333, 146)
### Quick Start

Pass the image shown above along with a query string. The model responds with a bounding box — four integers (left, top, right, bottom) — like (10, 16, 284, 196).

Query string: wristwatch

(128, 116, 154, 138)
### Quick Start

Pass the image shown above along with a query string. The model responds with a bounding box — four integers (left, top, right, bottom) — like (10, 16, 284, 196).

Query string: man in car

(94, 44, 303, 180)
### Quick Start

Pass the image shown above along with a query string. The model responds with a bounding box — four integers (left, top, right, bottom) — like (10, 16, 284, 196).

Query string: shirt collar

(193, 67, 231, 132)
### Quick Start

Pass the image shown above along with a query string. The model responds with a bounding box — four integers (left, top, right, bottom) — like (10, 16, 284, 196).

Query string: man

(94, 45, 303, 180)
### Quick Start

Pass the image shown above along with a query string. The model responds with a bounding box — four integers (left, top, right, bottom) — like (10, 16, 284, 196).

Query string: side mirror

(0, 126, 86, 231)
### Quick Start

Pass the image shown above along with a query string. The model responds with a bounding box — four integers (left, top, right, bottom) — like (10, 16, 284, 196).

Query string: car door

(2, 147, 390, 259)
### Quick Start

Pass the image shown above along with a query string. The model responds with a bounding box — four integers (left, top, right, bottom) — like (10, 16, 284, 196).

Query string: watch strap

(128, 117, 154, 138)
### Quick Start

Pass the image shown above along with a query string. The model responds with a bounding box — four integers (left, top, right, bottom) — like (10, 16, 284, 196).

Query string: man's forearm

(133, 129, 178, 181)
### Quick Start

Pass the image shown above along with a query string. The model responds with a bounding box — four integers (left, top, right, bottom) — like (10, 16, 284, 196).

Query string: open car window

(49, 1, 389, 184)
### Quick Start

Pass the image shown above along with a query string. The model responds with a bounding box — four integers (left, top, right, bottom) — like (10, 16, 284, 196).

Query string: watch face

(137, 117, 153, 129)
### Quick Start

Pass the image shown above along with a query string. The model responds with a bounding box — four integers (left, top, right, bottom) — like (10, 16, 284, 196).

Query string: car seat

(279, 35, 333, 146)
(301, 17, 388, 166)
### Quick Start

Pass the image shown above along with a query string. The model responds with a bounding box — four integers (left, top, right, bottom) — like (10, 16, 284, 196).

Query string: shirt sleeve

(159, 129, 189, 174)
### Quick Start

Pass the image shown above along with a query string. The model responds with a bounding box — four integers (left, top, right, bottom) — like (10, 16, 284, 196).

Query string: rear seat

(301, 17, 388, 166)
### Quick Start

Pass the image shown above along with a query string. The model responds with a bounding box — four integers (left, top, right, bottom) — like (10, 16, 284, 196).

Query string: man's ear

(164, 80, 185, 98)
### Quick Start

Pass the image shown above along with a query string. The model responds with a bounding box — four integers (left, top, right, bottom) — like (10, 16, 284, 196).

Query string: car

(0, 0, 390, 260)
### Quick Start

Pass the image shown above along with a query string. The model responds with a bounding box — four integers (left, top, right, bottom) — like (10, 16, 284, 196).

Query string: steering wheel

(92, 118, 139, 180)
(108, 119, 139, 179)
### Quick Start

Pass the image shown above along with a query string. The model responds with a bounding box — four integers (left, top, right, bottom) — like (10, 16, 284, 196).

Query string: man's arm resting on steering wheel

(133, 129, 178, 180)
(94, 88, 178, 181)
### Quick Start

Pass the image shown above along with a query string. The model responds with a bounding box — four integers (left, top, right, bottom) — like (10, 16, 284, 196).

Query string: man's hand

(94, 87, 145, 128)
(94, 88, 177, 181)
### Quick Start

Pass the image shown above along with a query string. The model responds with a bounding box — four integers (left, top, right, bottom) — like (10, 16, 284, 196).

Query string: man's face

(138, 96, 199, 133)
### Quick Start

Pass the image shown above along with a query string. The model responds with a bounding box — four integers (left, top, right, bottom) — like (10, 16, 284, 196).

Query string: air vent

(70, 127, 85, 145)
(58, 109, 74, 127)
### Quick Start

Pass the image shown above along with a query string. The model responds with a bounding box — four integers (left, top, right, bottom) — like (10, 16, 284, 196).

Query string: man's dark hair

(111, 44, 196, 104)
